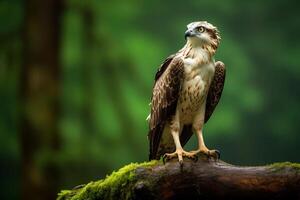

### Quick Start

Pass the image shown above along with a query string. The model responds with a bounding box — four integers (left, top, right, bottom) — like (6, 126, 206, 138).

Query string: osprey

(147, 21, 226, 164)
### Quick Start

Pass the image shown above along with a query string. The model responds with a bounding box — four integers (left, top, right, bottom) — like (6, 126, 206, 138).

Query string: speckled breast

(178, 62, 215, 123)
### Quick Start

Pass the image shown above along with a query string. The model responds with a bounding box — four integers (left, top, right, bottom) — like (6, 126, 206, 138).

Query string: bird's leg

(163, 128, 184, 164)
(189, 112, 220, 160)
(190, 127, 220, 160)
(163, 121, 197, 164)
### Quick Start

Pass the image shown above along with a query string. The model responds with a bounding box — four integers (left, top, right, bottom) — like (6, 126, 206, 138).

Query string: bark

(57, 158, 300, 200)
(21, 0, 62, 199)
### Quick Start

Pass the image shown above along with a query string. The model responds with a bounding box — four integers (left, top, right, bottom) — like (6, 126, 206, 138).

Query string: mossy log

(57, 158, 300, 200)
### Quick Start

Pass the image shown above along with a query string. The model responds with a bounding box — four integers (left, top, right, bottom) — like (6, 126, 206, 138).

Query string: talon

(209, 149, 221, 160)
(178, 153, 183, 164)
(162, 153, 172, 164)
(215, 150, 220, 159)
(179, 159, 183, 167)
(199, 149, 221, 160)
(195, 155, 199, 162)
(206, 153, 210, 160)
(163, 149, 199, 164)
(200, 150, 210, 159)
(162, 155, 167, 165)
(192, 155, 198, 162)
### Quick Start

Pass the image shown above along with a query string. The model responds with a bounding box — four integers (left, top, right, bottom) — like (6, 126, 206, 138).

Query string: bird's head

(185, 21, 220, 53)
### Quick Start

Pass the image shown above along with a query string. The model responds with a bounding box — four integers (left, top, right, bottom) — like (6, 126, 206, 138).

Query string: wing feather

(148, 56, 184, 160)
(204, 61, 226, 123)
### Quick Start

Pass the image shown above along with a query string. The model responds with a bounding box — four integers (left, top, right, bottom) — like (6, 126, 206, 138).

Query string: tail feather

(148, 123, 165, 161)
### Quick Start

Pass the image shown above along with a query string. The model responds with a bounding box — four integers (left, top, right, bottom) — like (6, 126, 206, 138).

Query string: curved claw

(209, 149, 221, 160)
(199, 149, 221, 160)
(215, 150, 221, 159)
(162, 154, 168, 165)
(192, 155, 198, 162)
(179, 159, 183, 167)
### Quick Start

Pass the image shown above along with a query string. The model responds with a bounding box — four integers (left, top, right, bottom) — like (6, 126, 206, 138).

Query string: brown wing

(148, 56, 184, 160)
(154, 54, 175, 81)
(204, 61, 226, 123)
(179, 61, 226, 146)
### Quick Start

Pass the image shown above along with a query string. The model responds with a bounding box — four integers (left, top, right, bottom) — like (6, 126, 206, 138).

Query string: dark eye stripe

(206, 29, 217, 39)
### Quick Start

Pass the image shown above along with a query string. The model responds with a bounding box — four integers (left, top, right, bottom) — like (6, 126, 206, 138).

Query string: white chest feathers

(178, 56, 215, 123)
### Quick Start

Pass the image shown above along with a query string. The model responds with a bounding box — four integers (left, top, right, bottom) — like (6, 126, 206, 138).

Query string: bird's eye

(198, 26, 205, 33)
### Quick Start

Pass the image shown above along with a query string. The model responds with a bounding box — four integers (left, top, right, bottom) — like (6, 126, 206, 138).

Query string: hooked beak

(185, 29, 196, 40)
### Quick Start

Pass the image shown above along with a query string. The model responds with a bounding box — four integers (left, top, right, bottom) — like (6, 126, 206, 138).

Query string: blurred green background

(1, 0, 300, 199)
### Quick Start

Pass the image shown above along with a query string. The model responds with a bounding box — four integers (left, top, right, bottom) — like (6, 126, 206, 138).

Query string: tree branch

(57, 158, 300, 200)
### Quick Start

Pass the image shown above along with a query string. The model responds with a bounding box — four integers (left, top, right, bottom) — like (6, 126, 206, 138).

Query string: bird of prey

(147, 21, 226, 164)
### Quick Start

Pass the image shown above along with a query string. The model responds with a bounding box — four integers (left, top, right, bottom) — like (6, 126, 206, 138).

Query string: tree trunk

(57, 158, 300, 200)
(21, 0, 62, 199)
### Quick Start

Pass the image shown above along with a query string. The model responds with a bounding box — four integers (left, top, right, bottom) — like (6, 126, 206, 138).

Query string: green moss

(57, 160, 159, 200)
(57, 190, 74, 200)
(268, 162, 300, 172)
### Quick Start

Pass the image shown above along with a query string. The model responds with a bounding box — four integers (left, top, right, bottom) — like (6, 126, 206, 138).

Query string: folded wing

(148, 56, 184, 160)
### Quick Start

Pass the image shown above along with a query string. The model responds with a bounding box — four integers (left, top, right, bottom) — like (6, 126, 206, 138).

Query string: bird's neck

(181, 41, 216, 64)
